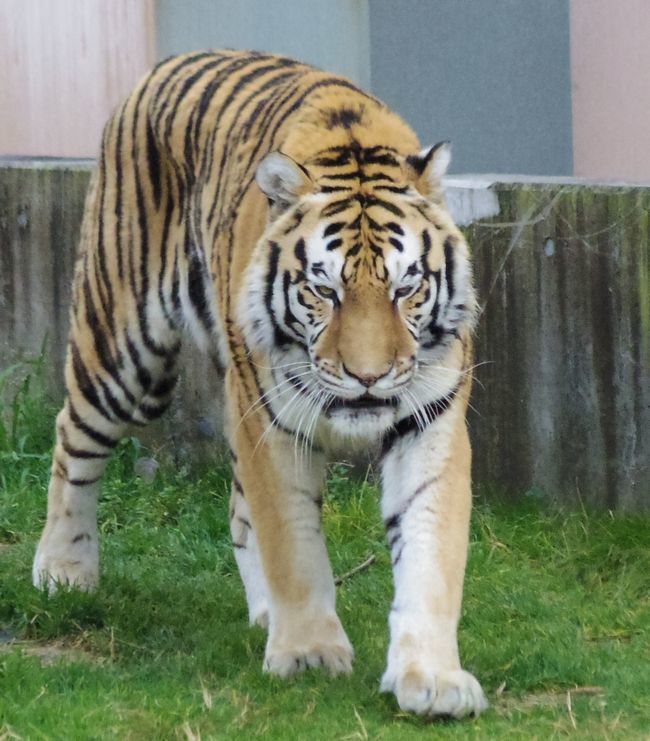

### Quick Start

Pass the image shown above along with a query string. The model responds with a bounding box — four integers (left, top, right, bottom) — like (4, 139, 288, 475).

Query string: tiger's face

(239, 143, 476, 439)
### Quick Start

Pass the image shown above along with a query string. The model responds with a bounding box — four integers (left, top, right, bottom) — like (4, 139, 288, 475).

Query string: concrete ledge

(1, 160, 648, 510)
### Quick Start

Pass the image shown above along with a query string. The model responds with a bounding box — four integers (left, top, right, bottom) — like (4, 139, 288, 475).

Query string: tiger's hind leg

(33, 397, 119, 590)
(33, 319, 181, 591)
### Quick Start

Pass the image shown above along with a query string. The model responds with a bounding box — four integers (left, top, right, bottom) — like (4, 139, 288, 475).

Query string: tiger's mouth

(327, 394, 399, 412)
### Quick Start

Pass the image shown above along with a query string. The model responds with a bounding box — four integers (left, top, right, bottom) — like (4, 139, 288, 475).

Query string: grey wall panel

(155, 0, 371, 89)
(369, 0, 573, 175)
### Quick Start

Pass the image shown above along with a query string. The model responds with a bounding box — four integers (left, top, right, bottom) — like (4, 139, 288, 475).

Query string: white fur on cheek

(237, 259, 275, 352)
(384, 224, 422, 284)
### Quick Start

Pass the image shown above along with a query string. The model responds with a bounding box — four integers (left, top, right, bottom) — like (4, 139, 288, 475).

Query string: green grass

(1, 366, 649, 739)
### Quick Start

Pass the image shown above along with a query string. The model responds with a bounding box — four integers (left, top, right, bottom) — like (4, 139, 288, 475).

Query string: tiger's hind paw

(32, 556, 99, 593)
(32, 534, 98, 593)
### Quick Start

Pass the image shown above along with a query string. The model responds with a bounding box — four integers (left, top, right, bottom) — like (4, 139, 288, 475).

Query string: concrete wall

(369, 0, 573, 175)
(1, 161, 647, 511)
(154, 0, 371, 90)
(457, 176, 650, 511)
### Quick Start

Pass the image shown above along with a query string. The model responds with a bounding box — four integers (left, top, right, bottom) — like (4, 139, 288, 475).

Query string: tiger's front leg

(379, 397, 488, 718)
(227, 369, 353, 678)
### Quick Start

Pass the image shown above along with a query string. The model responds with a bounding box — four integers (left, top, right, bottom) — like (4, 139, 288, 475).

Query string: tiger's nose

(343, 364, 391, 388)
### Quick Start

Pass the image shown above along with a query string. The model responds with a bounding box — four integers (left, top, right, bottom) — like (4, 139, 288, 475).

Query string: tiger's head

(239, 133, 476, 440)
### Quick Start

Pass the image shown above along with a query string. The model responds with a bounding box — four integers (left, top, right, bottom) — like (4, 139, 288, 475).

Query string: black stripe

(311, 151, 352, 167)
(431, 269, 441, 315)
(82, 276, 135, 406)
(364, 172, 396, 183)
(319, 171, 362, 181)
(96, 376, 133, 423)
(163, 58, 233, 146)
(374, 185, 409, 194)
(193, 55, 275, 174)
(125, 334, 153, 391)
(282, 271, 304, 338)
(68, 401, 118, 449)
(321, 198, 355, 218)
(68, 476, 102, 487)
(364, 195, 405, 218)
(294, 238, 307, 268)
(187, 248, 214, 330)
(444, 238, 455, 303)
(69, 341, 113, 422)
(149, 375, 178, 398)
(157, 181, 177, 328)
(266, 78, 377, 154)
(281, 208, 306, 236)
(386, 222, 404, 236)
(205, 62, 299, 225)
(137, 399, 173, 420)
(320, 185, 352, 193)
(265, 242, 293, 347)
(365, 213, 387, 233)
(95, 132, 115, 334)
(384, 513, 401, 531)
(114, 107, 126, 282)
(422, 230, 432, 267)
(381, 387, 458, 456)
(323, 221, 346, 238)
(152, 52, 217, 113)
(61, 438, 109, 460)
(146, 119, 162, 210)
(132, 84, 173, 359)
(171, 250, 181, 314)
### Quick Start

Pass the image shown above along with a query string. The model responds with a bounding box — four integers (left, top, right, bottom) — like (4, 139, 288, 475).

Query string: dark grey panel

(369, 0, 573, 175)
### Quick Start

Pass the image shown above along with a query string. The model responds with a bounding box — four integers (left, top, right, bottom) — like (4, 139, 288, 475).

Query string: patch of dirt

(495, 686, 605, 713)
(0, 638, 106, 666)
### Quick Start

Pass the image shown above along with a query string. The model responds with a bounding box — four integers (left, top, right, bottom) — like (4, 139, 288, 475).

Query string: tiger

(32, 50, 488, 719)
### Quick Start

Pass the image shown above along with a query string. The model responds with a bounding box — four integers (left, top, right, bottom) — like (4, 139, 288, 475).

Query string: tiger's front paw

(263, 612, 353, 678)
(381, 664, 488, 719)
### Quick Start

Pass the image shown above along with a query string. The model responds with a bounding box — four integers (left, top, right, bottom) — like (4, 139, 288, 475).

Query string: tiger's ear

(404, 141, 451, 199)
(256, 152, 313, 208)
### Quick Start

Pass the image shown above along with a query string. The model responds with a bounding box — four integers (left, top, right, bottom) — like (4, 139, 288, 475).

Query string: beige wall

(0, 0, 155, 157)
(571, 0, 650, 181)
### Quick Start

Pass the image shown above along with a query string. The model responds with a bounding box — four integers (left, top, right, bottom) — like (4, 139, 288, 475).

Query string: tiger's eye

(394, 285, 415, 300)
(314, 285, 337, 301)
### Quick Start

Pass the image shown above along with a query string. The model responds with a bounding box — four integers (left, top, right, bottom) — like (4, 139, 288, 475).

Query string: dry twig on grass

(335, 555, 376, 586)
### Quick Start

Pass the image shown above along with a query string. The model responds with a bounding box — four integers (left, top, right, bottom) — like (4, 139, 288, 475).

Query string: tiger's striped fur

(33, 50, 487, 718)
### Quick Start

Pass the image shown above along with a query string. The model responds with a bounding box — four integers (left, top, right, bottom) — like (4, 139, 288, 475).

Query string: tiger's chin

(325, 405, 397, 442)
